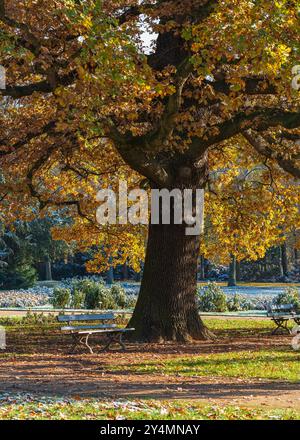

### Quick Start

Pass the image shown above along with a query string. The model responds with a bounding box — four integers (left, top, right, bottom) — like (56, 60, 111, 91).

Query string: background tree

(0, 221, 38, 288)
(29, 216, 75, 281)
(0, 0, 300, 341)
(0, 217, 74, 287)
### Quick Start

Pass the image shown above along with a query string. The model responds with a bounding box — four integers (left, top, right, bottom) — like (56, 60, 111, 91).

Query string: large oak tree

(0, 0, 300, 341)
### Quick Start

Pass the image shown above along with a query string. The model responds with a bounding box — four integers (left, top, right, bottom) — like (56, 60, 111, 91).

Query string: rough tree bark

(128, 158, 215, 342)
(199, 255, 206, 280)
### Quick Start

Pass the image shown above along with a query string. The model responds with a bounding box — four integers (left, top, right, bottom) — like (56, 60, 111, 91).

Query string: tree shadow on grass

(0, 372, 299, 402)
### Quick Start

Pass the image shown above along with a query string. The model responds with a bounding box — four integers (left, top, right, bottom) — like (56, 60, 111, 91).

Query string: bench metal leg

(79, 334, 93, 354)
(271, 318, 291, 335)
(69, 333, 93, 354)
(100, 332, 126, 352)
(118, 333, 126, 351)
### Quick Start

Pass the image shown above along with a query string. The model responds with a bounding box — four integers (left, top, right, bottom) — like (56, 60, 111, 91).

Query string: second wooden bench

(57, 312, 135, 353)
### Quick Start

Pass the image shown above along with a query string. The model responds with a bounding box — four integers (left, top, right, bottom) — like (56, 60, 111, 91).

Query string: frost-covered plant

(61, 275, 104, 289)
(0, 290, 49, 308)
(198, 282, 228, 312)
(226, 294, 252, 311)
(59, 278, 132, 309)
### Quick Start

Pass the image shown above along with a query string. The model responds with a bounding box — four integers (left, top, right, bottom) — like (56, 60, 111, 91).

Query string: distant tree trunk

(122, 261, 129, 280)
(228, 255, 237, 287)
(45, 255, 52, 281)
(280, 243, 288, 277)
(106, 266, 114, 285)
(236, 260, 241, 281)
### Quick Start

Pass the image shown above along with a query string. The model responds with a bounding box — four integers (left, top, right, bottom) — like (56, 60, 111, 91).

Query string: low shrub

(61, 275, 104, 289)
(59, 277, 130, 310)
(227, 294, 252, 311)
(21, 311, 56, 326)
(50, 287, 71, 309)
(71, 289, 85, 309)
(110, 284, 127, 308)
(198, 282, 228, 312)
(73, 279, 116, 309)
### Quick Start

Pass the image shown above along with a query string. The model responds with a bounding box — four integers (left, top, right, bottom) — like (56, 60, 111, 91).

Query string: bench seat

(61, 324, 117, 331)
(76, 328, 135, 335)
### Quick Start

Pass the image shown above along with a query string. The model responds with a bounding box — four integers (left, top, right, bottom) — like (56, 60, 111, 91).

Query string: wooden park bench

(57, 313, 135, 354)
(267, 304, 300, 335)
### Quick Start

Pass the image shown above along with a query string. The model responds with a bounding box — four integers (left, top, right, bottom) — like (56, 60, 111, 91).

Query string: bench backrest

(267, 303, 295, 315)
(57, 313, 115, 323)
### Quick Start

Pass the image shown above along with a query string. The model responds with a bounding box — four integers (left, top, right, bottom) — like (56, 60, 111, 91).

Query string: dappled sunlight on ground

(0, 318, 299, 410)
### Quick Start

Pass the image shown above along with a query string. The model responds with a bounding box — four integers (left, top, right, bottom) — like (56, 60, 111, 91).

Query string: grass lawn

(197, 281, 300, 287)
(110, 349, 299, 382)
(101, 318, 299, 381)
(0, 396, 299, 420)
(0, 316, 299, 420)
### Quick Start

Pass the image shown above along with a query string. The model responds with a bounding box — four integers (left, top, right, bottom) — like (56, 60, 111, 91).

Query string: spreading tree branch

(0, 71, 77, 98)
(187, 108, 300, 160)
(243, 130, 300, 179)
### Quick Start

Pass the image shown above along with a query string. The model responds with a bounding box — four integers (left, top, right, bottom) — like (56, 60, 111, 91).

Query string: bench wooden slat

(57, 313, 114, 322)
(61, 324, 117, 331)
(268, 313, 295, 318)
(77, 328, 135, 335)
(267, 303, 297, 318)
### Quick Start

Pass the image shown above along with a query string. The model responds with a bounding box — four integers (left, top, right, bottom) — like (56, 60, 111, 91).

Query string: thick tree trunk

(228, 254, 237, 287)
(199, 255, 206, 280)
(128, 221, 214, 342)
(128, 159, 214, 342)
